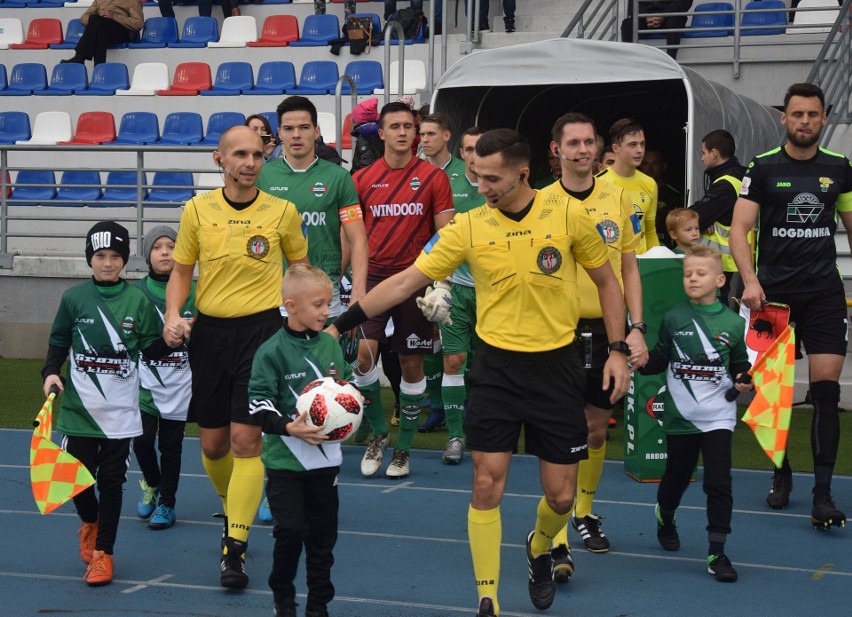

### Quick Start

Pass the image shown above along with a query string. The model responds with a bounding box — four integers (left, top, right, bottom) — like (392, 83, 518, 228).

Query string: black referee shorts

(187, 308, 282, 429)
(770, 282, 848, 357)
(464, 342, 589, 465)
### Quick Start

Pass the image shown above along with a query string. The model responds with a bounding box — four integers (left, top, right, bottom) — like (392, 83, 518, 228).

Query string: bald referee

(327, 129, 630, 616)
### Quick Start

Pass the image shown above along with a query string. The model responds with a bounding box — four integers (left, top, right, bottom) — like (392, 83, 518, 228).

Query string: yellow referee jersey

(596, 167, 659, 254)
(174, 188, 308, 318)
(538, 178, 639, 319)
(414, 191, 608, 352)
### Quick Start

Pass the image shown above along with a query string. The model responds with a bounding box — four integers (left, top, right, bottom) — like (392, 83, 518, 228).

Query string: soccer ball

(296, 377, 364, 443)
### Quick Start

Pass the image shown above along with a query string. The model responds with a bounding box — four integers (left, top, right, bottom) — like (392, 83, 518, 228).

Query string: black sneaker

(504, 17, 516, 33)
(707, 552, 738, 582)
(273, 603, 296, 617)
(220, 537, 249, 589)
(525, 531, 555, 610)
(551, 544, 574, 583)
(572, 514, 610, 553)
(767, 470, 792, 509)
(476, 596, 495, 617)
(655, 504, 680, 551)
(811, 493, 847, 530)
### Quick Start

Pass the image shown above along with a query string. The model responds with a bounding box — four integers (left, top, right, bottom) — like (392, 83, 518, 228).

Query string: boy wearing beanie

(133, 226, 197, 529)
(41, 222, 178, 586)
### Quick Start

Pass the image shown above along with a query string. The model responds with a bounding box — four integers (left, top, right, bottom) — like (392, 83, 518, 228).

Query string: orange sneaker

(84, 550, 113, 586)
(77, 521, 98, 564)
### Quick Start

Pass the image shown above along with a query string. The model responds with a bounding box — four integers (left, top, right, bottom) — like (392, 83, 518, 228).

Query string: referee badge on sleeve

(537, 246, 562, 275)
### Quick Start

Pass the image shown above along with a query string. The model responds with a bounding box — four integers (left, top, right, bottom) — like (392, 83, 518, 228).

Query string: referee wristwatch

(629, 321, 647, 334)
(608, 341, 630, 355)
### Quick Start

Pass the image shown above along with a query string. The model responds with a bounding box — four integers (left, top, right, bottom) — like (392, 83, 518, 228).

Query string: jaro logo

(776, 181, 792, 188)
(311, 182, 327, 198)
(597, 219, 620, 244)
(410, 177, 421, 191)
(819, 177, 833, 192)
(246, 235, 270, 260)
(786, 193, 824, 223)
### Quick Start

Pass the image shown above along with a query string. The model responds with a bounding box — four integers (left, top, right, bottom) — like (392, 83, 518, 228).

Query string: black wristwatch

(608, 341, 630, 355)
(629, 321, 647, 334)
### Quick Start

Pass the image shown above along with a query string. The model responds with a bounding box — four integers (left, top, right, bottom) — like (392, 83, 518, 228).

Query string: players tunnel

(432, 38, 782, 205)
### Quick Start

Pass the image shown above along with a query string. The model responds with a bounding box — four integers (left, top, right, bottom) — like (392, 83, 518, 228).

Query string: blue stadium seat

(159, 112, 204, 145)
(113, 111, 160, 144)
(101, 171, 147, 204)
(351, 13, 381, 35)
(288, 61, 339, 95)
(199, 62, 254, 95)
(0, 65, 6, 92)
(128, 17, 179, 48)
(683, 3, 735, 38)
(244, 61, 296, 95)
(53, 170, 102, 205)
(33, 63, 88, 96)
(0, 111, 31, 144)
(0, 0, 29, 7)
(380, 13, 425, 45)
(50, 18, 84, 49)
(200, 111, 246, 145)
(9, 170, 55, 204)
(76, 62, 129, 95)
(25, 0, 66, 7)
(260, 111, 278, 133)
(741, 0, 787, 35)
(290, 14, 340, 46)
(146, 172, 194, 205)
(0, 63, 47, 96)
(169, 16, 218, 48)
(341, 60, 383, 94)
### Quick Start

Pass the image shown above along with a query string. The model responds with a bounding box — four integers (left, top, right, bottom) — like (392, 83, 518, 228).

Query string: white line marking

(122, 573, 174, 593)
(381, 480, 413, 493)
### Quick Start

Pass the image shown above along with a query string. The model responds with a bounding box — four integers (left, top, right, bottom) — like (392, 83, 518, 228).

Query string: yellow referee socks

(226, 456, 265, 543)
(575, 444, 606, 519)
(201, 451, 233, 515)
(468, 505, 501, 615)
(531, 496, 571, 557)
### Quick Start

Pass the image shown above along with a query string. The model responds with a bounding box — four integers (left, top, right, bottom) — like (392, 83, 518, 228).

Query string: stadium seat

(128, 17, 179, 48)
(25, 0, 66, 7)
(101, 170, 147, 204)
(0, 62, 47, 96)
(75, 62, 129, 95)
(341, 113, 352, 149)
(683, 3, 734, 38)
(341, 60, 383, 94)
(290, 14, 340, 46)
(115, 62, 169, 96)
(53, 170, 102, 204)
(244, 61, 296, 95)
(248, 14, 299, 46)
(375, 59, 426, 95)
(0, 64, 6, 92)
(199, 62, 254, 96)
(157, 62, 212, 96)
(260, 0, 293, 4)
(317, 112, 336, 144)
(741, 0, 787, 35)
(63, 0, 94, 7)
(380, 13, 425, 45)
(169, 15, 218, 48)
(50, 18, 84, 49)
(61, 111, 116, 144)
(0, 0, 28, 7)
(207, 15, 257, 47)
(146, 172, 194, 205)
(289, 61, 339, 95)
(260, 111, 278, 133)
(200, 111, 246, 145)
(197, 172, 225, 191)
(159, 112, 204, 145)
(113, 111, 159, 144)
(15, 111, 71, 144)
(9, 170, 56, 204)
(33, 62, 88, 95)
(0, 111, 31, 144)
(9, 17, 62, 49)
(0, 18, 23, 49)
(788, 0, 840, 35)
(351, 12, 381, 35)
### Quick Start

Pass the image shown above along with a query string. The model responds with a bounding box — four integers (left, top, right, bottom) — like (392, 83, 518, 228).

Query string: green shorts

(440, 283, 479, 356)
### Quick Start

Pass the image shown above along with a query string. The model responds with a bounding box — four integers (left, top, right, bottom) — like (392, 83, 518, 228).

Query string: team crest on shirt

(819, 177, 833, 192)
(246, 235, 270, 260)
(311, 182, 327, 198)
(410, 177, 421, 191)
(597, 219, 620, 244)
(536, 246, 562, 275)
(120, 316, 135, 334)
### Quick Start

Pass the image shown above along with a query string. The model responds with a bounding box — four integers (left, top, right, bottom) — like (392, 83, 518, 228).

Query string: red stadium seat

(341, 113, 352, 149)
(157, 62, 212, 96)
(248, 15, 299, 47)
(61, 111, 116, 145)
(10, 18, 62, 49)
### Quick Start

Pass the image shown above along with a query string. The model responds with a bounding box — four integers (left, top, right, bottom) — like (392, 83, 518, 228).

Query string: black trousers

(133, 413, 186, 509)
(267, 467, 339, 612)
(657, 429, 733, 538)
(64, 435, 131, 555)
(75, 16, 136, 65)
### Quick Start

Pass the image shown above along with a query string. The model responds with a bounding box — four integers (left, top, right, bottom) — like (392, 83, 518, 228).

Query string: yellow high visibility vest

(700, 174, 745, 272)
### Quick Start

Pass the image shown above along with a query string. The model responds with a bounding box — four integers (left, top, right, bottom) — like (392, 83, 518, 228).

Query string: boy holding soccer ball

(248, 264, 353, 617)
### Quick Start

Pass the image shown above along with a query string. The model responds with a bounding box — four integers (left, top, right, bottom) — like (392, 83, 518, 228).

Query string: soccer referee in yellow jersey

(164, 126, 308, 590)
(327, 129, 631, 616)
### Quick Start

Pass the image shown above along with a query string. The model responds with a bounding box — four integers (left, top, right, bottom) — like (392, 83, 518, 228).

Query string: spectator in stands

(315, 0, 356, 17)
(465, 1, 516, 32)
(246, 115, 278, 162)
(60, 0, 144, 66)
(621, 1, 693, 59)
(384, 0, 441, 35)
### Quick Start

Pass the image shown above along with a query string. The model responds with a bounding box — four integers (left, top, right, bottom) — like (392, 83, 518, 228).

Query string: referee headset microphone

(490, 173, 525, 205)
(215, 153, 239, 184)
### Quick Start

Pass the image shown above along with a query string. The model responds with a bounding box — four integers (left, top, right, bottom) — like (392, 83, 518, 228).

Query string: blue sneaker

(137, 479, 159, 519)
(417, 408, 446, 433)
(258, 498, 274, 524)
(148, 504, 176, 530)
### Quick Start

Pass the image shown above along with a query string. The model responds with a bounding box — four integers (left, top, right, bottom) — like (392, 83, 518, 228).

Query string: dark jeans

(198, 0, 239, 18)
(75, 15, 136, 65)
(464, 0, 515, 27)
(133, 413, 186, 509)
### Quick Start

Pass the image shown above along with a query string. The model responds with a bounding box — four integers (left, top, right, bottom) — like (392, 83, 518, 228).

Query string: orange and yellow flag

(30, 392, 95, 515)
(741, 325, 795, 468)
